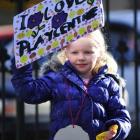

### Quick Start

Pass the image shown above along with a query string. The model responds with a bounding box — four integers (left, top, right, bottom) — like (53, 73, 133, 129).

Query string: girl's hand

(96, 125, 118, 140)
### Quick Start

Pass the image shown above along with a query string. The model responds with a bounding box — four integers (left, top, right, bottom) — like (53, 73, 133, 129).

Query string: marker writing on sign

(17, 7, 98, 57)
(19, 0, 87, 30)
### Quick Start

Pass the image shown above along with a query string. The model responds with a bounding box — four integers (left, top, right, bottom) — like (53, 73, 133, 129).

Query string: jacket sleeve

(105, 77, 131, 140)
(11, 58, 54, 104)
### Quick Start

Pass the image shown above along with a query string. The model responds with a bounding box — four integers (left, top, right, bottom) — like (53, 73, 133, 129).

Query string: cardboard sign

(13, 0, 104, 68)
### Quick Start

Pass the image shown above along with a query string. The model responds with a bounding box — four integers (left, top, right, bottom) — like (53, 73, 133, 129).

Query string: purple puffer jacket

(11, 60, 131, 140)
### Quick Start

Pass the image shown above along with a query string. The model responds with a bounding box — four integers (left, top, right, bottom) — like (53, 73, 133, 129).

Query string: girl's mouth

(76, 64, 87, 68)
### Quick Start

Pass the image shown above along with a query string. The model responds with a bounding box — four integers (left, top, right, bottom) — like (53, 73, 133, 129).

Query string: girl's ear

(64, 48, 68, 58)
(95, 48, 101, 58)
(56, 49, 67, 64)
(98, 50, 102, 57)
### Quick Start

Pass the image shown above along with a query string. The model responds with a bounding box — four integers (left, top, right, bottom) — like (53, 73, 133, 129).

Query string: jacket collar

(61, 61, 84, 91)
(61, 61, 108, 91)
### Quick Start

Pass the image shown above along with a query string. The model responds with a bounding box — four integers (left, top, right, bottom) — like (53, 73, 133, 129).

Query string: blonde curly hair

(84, 29, 118, 75)
(41, 29, 118, 75)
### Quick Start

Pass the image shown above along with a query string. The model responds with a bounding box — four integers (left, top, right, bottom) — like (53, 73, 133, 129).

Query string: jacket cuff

(104, 119, 122, 140)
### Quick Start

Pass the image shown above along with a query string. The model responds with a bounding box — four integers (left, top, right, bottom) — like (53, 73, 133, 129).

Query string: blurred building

(0, 0, 140, 25)
(109, 0, 138, 10)
(0, 0, 43, 25)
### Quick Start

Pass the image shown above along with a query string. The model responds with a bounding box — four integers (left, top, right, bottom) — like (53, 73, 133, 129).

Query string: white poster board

(13, 0, 104, 68)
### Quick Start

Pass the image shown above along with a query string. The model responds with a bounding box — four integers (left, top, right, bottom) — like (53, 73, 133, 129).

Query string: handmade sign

(13, 0, 104, 68)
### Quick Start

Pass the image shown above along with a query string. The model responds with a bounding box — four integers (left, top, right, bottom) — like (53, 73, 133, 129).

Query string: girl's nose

(78, 53, 85, 60)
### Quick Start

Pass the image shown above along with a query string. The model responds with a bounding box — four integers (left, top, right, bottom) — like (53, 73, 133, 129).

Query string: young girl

(11, 29, 131, 140)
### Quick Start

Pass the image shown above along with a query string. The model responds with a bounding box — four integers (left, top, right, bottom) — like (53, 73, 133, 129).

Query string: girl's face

(65, 37, 100, 77)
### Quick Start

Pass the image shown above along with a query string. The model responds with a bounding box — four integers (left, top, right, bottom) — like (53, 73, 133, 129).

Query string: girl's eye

(71, 51, 78, 54)
(84, 51, 94, 54)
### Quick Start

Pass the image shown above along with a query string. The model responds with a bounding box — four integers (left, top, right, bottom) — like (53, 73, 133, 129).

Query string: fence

(0, 0, 140, 139)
